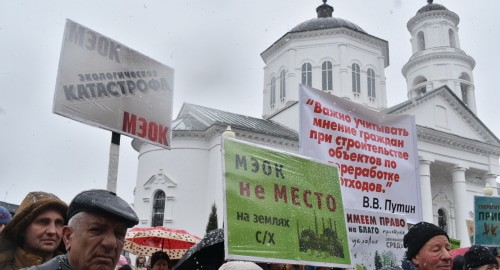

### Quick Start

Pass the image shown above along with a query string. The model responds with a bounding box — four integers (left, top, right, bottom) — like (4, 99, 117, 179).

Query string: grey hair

(67, 211, 86, 232)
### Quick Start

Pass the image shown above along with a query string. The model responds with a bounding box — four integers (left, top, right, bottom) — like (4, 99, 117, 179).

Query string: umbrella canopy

(450, 247, 470, 259)
(124, 226, 201, 259)
(174, 228, 224, 270)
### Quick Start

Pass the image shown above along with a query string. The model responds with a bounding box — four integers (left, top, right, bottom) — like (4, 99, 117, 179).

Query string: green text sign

(223, 139, 351, 268)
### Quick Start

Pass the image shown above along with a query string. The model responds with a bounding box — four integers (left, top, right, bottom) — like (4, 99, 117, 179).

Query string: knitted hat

(151, 251, 170, 268)
(403, 222, 449, 259)
(0, 206, 12, 224)
(0, 191, 68, 247)
(67, 189, 138, 228)
(218, 261, 263, 270)
(464, 245, 498, 269)
(116, 255, 128, 268)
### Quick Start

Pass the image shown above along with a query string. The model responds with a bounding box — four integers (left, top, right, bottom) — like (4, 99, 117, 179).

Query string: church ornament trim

(143, 170, 177, 190)
(407, 10, 460, 31)
(173, 124, 299, 149)
(261, 28, 389, 67)
(417, 126, 500, 156)
(402, 51, 476, 75)
(390, 88, 499, 147)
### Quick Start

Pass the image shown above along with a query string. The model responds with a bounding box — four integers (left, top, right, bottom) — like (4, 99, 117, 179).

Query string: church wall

(409, 12, 459, 52)
(418, 140, 494, 172)
(267, 103, 300, 132)
(408, 98, 483, 141)
(405, 59, 474, 99)
(207, 135, 225, 230)
(133, 138, 213, 237)
(263, 33, 387, 120)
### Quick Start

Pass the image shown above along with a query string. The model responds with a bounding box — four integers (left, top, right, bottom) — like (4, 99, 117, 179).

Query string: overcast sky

(1, 0, 499, 206)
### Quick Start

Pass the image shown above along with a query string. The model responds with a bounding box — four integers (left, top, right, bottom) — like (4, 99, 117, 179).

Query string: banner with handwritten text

(345, 209, 407, 269)
(299, 85, 422, 224)
(223, 138, 351, 268)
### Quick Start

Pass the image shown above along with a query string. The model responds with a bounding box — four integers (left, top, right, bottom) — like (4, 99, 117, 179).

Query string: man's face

(152, 259, 169, 270)
(64, 212, 127, 270)
(411, 235, 452, 270)
(23, 209, 64, 258)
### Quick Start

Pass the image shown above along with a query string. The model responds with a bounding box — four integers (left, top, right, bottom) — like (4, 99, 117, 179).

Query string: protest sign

(474, 195, 500, 245)
(345, 209, 407, 269)
(223, 138, 351, 268)
(299, 85, 422, 224)
(54, 19, 174, 149)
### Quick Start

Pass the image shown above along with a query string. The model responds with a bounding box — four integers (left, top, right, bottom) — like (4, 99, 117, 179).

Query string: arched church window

(152, 190, 165, 226)
(438, 208, 448, 232)
(270, 77, 276, 108)
(280, 70, 286, 102)
(352, 63, 360, 96)
(417, 31, 425, 51)
(413, 76, 427, 96)
(459, 73, 471, 107)
(301, 63, 312, 87)
(322, 61, 333, 91)
(449, 29, 456, 48)
(460, 84, 469, 106)
(367, 68, 376, 100)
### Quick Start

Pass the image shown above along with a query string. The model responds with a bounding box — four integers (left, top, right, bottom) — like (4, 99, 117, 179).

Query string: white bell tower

(402, 0, 477, 114)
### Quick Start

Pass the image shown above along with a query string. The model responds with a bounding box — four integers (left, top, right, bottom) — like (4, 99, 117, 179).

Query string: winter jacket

(401, 259, 420, 270)
(0, 191, 68, 270)
(0, 247, 49, 270)
(20, 255, 72, 270)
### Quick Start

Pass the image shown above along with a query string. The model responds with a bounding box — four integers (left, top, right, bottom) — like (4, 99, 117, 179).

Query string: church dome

(290, 0, 366, 34)
(416, 0, 448, 14)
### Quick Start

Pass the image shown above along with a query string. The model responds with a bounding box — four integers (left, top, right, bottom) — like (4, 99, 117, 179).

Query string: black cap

(403, 222, 449, 259)
(68, 189, 139, 228)
(464, 245, 498, 269)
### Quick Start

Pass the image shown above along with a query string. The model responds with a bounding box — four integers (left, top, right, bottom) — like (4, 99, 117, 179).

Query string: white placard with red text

(53, 19, 174, 149)
(299, 85, 422, 223)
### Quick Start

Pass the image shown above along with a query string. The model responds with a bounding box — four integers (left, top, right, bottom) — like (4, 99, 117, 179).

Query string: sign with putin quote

(299, 85, 422, 224)
(474, 195, 500, 245)
(53, 19, 174, 149)
(345, 209, 408, 270)
(222, 138, 351, 268)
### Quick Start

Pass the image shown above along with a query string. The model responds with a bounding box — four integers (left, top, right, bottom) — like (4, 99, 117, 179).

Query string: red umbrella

(450, 247, 469, 259)
(124, 226, 201, 259)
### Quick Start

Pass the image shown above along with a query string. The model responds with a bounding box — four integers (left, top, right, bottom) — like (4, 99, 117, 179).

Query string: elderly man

(0, 192, 68, 269)
(23, 189, 138, 270)
(402, 221, 452, 270)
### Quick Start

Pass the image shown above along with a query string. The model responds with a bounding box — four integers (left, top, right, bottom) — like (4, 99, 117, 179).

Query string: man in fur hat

(401, 221, 452, 270)
(0, 191, 68, 270)
(23, 189, 139, 270)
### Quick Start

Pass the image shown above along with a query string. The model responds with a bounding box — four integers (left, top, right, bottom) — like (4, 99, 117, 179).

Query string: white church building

(131, 0, 500, 247)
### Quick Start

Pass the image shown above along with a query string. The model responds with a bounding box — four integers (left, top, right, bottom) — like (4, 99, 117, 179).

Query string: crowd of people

(0, 191, 498, 270)
(0, 190, 138, 270)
